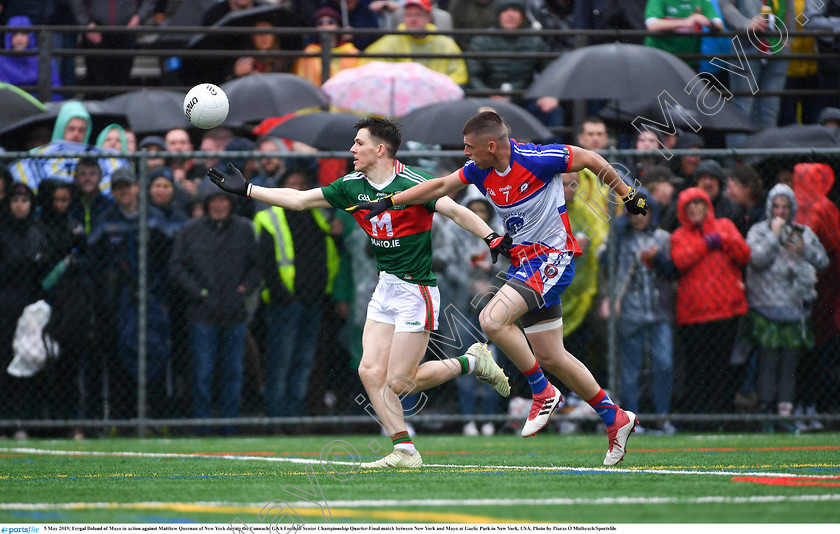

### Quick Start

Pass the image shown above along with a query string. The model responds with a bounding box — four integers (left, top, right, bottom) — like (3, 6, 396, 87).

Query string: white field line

(2, 447, 838, 479)
(1, 494, 840, 512)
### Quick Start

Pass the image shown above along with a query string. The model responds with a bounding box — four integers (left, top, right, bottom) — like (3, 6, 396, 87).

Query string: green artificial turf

(2, 432, 839, 524)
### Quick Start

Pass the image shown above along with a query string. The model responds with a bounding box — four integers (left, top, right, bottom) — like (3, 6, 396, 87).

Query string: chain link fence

(1, 147, 839, 438)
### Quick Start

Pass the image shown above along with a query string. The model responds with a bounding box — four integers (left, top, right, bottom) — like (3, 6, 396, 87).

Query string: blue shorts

(505, 252, 575, 311)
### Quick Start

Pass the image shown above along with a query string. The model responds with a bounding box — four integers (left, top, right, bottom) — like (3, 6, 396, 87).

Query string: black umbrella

(104, 89, 191, 135)
(737, 124, 840, 149)
(400, 98, 553, 146)
(180, 5, 303, 86)
(599, 95, 760, 133)
(186, 4, 303, 50)
(220, 73, 328, 127)
(0, 100, 128, 152)
(525, 43, 698, 101)
(267, 111, 367, 151)
(0, 83, 47, 130)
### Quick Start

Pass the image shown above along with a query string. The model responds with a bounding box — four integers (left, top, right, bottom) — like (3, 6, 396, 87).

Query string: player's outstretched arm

(346, 171, 464, 219)
(568, 146, 648, 216)
(435, 196, 512, 263)
(207, 163, 330, 210)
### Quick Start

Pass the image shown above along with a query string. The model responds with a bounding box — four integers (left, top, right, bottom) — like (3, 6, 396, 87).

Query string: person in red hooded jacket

(670, 187, 751, 416)
(791, 162, 840, 422)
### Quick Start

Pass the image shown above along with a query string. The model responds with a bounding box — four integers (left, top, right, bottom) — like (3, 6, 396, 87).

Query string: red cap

(405, 0, 432, 12)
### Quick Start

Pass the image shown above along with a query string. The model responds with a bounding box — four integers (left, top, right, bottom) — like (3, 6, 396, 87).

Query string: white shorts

(367, 272, 440, 333)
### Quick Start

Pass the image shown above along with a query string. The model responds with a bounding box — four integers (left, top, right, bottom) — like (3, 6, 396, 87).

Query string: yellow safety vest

(254, 206, 339, 303)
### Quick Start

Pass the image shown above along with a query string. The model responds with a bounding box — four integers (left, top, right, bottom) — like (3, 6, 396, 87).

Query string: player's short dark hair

(354, 117, 401, 158)
(463, 111, 508, 141)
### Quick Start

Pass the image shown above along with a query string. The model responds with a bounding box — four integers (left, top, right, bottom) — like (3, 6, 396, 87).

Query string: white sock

(394, 442, 417, 454)
(464, 355, 476, 374)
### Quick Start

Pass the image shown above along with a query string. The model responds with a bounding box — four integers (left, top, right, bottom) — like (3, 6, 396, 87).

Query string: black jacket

(169, 214, 260, 327)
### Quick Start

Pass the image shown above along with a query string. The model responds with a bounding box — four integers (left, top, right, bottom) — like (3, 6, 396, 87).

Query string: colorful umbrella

(322, 61, 464, 117)
(8, 140, 130, 195)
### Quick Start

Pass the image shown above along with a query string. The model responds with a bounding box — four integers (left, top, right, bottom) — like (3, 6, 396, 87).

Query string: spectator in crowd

(577, 116, 611, 151)
(0, 15, 63, 100)
(87, 167, 173, 419)
(456, 197, 505, 436)
(779, 0, 821, 126)
(68, 0, 155, 97)
(644, 0, 724, 70)
(447, 0, 498, 48)
(363, 0, 468, 86)
(252, 136, 290, 193)
(692, 159, 743, 232)
(791, 162, 840, 421)
(34, 179, 89, 433)
(574, 0, 648, 45)
(164, 128, 204, 197)
(377, 0, 453, 31)
(600, 189, 678, 433)
(560, 171, 609, 386)
(640, 166, 681, 230)
(52, 100, 91, 145)
(670, 187, 750, 416)
(667, 131, 704, 185)
(255, 167, 339, 421)
(95, 123, 130, 153)
(466, 0, 564, 133)
(817, 106, 840, 129)
(632, 129, 668, 183)
(744, 184, 827, 432)
(168, 182, 260, 435)
(138, 135, 168, 174)
(231, 19, 295, 79)
(720, 0, 788, 147)
(0, 183, 50, 437)
(725, 164, 766, 236)
(0, 0, 78, 87)
(293, 6, 361, 87)
(68, 157, 114, 235)
(327, 0, 383, 50)
(196, 128, 236, 174)
(804, 0, 840, 112)
(149, 167, 189, 226)
(527, 0, 575, 50)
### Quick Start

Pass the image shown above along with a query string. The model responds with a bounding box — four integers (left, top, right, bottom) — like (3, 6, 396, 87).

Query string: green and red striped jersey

(321, 161, 439, 286)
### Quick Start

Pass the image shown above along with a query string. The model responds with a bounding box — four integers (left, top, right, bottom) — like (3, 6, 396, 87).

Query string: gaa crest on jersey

(544, 265, 559, 278)
(504, 213, 526, 236)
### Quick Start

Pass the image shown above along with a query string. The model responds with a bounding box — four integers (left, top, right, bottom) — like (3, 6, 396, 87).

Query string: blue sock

(524, 362, 549, 395)
(588, 389, 617, 426)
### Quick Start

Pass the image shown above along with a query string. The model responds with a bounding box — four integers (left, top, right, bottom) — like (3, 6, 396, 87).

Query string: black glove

(345, 193, 394, 220)
(484, 232, 513, 264)
(207, 162, 251, 197)
(622, 187, 648, 216)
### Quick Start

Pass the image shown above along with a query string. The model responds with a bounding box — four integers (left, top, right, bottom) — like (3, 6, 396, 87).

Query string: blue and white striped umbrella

(8, 140, 131, 196)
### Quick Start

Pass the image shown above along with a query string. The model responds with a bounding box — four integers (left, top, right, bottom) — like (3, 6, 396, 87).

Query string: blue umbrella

(8, 140, 131, 195)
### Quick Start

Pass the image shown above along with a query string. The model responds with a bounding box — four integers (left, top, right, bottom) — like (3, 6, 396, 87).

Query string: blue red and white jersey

(459, 139, 582, 265)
